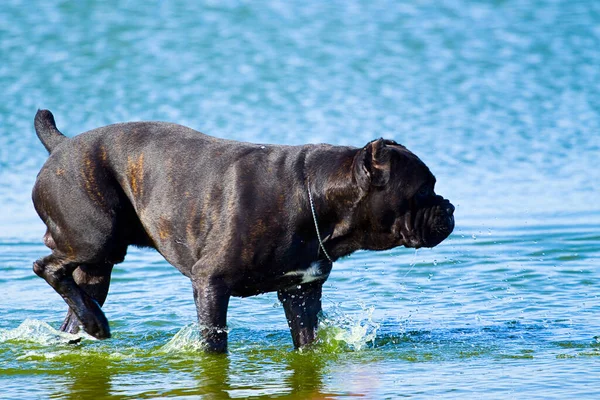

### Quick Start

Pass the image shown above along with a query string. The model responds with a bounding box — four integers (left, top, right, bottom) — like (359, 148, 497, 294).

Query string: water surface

(1, 0, 599, 398)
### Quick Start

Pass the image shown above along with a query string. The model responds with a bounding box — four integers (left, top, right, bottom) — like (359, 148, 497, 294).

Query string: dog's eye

(417, 187, 430, 197)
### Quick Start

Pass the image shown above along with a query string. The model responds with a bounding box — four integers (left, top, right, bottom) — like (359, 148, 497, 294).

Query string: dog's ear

(354, 138, 392, 190)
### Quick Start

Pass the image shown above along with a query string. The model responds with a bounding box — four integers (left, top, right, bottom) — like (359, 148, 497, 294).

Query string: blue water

(1, 0, 599, 398)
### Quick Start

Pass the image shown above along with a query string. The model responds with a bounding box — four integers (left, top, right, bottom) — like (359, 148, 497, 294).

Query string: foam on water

(160, 304, 381, 354)
(318, 302, 380, 352)
(160, 323, 229, 353)
(160, 324, 203, 353)
(0, 319, 87, 346)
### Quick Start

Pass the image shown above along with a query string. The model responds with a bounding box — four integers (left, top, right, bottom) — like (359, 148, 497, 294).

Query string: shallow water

(1, 0, 599, 398)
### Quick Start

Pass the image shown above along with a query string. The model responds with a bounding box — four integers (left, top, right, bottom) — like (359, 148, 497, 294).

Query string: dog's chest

(281, 260, 330, 285)
(232, 260, 332, 297)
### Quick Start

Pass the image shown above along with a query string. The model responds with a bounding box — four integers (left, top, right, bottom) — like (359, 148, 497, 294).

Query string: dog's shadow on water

(188, 341, 334, 399)
(60, 367, 113, 400)
(52, 336, 334, 399)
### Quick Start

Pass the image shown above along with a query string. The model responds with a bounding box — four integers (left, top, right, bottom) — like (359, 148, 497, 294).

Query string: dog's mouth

(400, 201, 455, 249)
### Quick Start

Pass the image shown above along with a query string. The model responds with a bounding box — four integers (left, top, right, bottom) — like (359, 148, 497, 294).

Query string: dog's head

(353, 138, 454, 250)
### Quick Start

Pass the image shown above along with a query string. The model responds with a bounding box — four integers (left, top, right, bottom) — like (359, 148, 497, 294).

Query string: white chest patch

(283, 261, 327, 284)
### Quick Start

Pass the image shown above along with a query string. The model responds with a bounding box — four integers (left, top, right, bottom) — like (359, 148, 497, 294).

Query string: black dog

(32, 110, 454, 352)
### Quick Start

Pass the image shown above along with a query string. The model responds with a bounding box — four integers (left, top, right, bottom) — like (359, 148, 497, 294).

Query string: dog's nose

(445, 203, 455, 216)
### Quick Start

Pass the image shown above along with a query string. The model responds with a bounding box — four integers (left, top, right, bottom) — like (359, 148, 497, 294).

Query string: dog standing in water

(32, 110, 454, 352)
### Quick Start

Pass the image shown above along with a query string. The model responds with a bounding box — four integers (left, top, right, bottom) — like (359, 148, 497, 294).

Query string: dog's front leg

(278, 282, 323, 349)
(191, 277, 230, 353)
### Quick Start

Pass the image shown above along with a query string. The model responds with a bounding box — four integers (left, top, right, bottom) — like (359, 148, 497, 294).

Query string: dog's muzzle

(404, 199, 455, 248)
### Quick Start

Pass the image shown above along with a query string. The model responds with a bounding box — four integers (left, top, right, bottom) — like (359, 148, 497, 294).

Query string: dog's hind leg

(59, 264, 114, 334)
(32, 152, 142, 339)
(33, 255, 111, 339)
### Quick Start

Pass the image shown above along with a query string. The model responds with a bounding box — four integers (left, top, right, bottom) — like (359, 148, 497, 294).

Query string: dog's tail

(34, 109, 68, 153)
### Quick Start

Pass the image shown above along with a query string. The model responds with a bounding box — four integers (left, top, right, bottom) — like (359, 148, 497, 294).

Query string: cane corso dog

(32, 109, 454, 352)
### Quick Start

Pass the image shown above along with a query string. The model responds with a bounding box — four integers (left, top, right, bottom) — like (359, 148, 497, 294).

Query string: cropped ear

(354, 138, 392, 190)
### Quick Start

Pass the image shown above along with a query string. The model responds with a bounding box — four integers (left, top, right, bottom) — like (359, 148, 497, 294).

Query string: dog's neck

(306, 175, 333, 263)
(304, 147, 367, 259)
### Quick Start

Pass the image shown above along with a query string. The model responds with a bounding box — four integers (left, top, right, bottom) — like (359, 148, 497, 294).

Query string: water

(1, 0, 599, 398)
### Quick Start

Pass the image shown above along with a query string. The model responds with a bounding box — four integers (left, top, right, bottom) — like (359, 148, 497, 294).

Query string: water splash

(0, 319, 86, 345)
(317, 302, 380, 352)
(160, 323, 230, 353)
